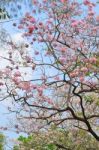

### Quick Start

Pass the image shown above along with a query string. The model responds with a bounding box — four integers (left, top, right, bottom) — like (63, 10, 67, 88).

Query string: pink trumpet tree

(0, 0, 99, 140)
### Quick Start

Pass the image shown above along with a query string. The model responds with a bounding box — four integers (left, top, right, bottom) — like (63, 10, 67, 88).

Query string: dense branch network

(0, 0, 99, 141)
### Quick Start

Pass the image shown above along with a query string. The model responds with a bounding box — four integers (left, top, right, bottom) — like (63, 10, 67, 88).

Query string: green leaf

(47, 144, 56, 150)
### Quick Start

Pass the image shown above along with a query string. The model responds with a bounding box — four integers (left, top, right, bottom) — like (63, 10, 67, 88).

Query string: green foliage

(18, 135, 32, 143)
(0, 8, 10, 20)
(0, 133, 5, 150)
(13, 128, 99, 150)
(13, 146, 20, 150)
(84, 95, 94, 104)
(46, 144, 57, 150)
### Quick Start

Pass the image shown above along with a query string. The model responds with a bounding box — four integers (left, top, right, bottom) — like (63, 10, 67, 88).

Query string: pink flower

(79, 76, 84, 82)
(4, 68, 11, 76)
(61, 0, 65, 3)
(70, 72, 77, 78)
(88, 11, 94, 16)
(34, 51, 39, 55)
(0, 82, 3, 86)
(89, 57, 97, 63)
(54, 76, 60, 80)
(47, 98, 53, 104)
(96, 16, 99, 22)
(71, 20, 79, 27)
(61, 47, 67, 53)
(43, 0, 47, 3)
(12, 77, 21, 85)
(59, 57, 66, 63)
(41, 75, 47, 81)
(32, 64, 36, 70)
(61, 0, 67, 3)
(18, 25, 23, 29)
(37, 87, 43, 95)
(83, 58, 89, 63)
(29, 17, 36, 23)
(39, 22, 43, 26)
(83, 0, 90, 6)
(18, 82, 32, 91)
(45, 51, 52, 56)
(33, 0, 38, 5)
(14, 71, 21, 77)
(26, 56, 32, 63)
(81, 67, 88, 73)
(28, 25, 35, 34)
(31, 84, 37, 89)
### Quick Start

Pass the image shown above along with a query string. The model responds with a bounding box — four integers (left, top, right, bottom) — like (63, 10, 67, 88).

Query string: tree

(13, 127, 99, 150)
(0, 133, 5, 150)
(0, 0, 99, 141)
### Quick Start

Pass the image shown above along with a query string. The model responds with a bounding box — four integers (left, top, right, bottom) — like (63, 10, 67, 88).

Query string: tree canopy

(0, 0, 99, 146)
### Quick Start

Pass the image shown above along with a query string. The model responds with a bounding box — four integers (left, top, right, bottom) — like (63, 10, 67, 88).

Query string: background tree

(0, 133, 5, 150)
(13, 127, 99, 150)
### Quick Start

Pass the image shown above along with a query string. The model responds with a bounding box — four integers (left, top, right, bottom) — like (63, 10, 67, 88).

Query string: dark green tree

(0, 133, 5, 150)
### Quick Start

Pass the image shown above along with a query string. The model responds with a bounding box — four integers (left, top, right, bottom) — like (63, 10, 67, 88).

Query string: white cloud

(12, 33, 25, 44)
